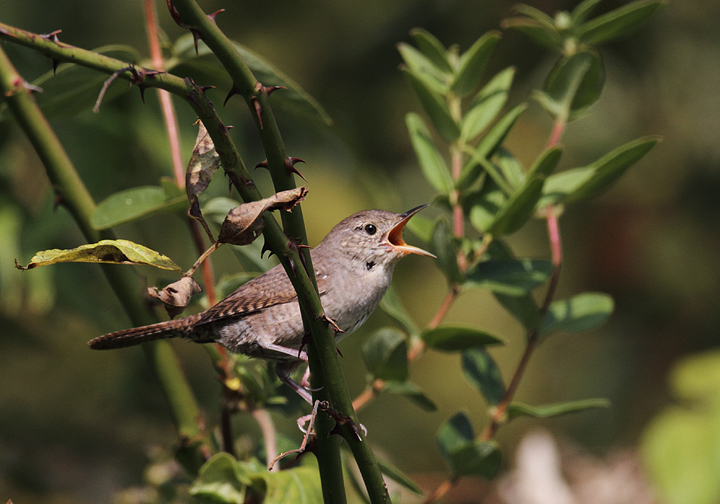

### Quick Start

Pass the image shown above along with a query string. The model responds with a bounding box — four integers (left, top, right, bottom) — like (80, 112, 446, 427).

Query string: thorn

(321, 314, 344, 334)
(192, 30, 202, 56)
(199, 85, 215, 95)
(208, 9, 225, 23)
(41, 30, 62, 42)
(51, 59, 59, 75)
(263, 85, 286, 96)
(285, 157, 306, 181)
(138, 85, 147, 103)
(251, 96, 263, 128)
(223, 84, 240, 106)
(255, 159, 268, 170)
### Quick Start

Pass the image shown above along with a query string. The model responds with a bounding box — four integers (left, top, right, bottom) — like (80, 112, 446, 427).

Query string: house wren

(88, 205, 434, 402)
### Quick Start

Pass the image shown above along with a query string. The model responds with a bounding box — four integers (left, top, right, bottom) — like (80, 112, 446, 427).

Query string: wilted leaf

(422, 326, 504, 352)
(186, 120, 221, 199)
(465, 259, 553, 295)
(382, 381, 438, 412)
(148, 276, 202, 318)
(462, 347, 506, 405)
(507, 398, 610, 421)
(91, 182, 186, 230)
(406, 113, 453, 194)
(362, 327, 409, 382)
(217, 187, 308, 245)
(576, 0, 665, 46)
(451, 31, 501, 96)
(461, 66, 515, 142)
(539, 292, 614, 338)
(16, 239, 182, 272)
(403, 68, 460, 141)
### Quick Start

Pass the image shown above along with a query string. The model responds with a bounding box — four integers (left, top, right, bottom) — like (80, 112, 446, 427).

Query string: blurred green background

(1, 0, 719, 503)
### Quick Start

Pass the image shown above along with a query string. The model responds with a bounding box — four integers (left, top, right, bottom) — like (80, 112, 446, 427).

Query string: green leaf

(403, 213, 434, 243)
(527, 146, 564, 179)
(377, 459, 424, 496)
(513, 4, 557, 25)
(91, 184, 186, 230)
(462, 348, 506, 405)
(467, 179, 507, 233)
(501, 18, 563, 50)
(398, 43, 450, 94)
(405, 113, 453, 194)
(507, 398, 610, 420)
(539, 292, 615, 338)
(19, 45, 142, 120)
(539, 136, 659, 207)
(403, 69, 461, 141)
(571, 0, 603, 25)
(16, 239, 183, 272)
(262, 465, 323, 504)
(451, 31, 501, 96)
(494, 292, 541, 331)
(379, 284, 419, 336)
(495, 147, 525, 190)
(429, 218, 464, 284)
(543, 49, 605, 117)
(383, 381, 438, 412)
(171, 34, 332, 125)
(422, 326, 504, 352)
(577, 0, 665, 46)
(461, 67, 515, 142)
(437, 413, 501, 478)
(362, 327, 409, 382)
(465, 259, 553, 295)
(410, 28, 453, 73)
(487, 177, 544, 236)
(190, 453, 251, 503)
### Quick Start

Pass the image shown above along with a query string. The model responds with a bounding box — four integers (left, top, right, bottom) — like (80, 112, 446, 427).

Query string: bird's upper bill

(386, 205, 436, 258)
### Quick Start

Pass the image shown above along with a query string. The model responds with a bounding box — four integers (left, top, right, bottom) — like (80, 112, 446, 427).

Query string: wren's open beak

(386, 204, 436, 258)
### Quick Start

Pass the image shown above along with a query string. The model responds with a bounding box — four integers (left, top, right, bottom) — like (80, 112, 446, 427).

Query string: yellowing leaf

(16, 240, 182, 272)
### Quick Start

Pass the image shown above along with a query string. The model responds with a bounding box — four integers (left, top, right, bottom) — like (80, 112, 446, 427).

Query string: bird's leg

(275, 360, 313, 404)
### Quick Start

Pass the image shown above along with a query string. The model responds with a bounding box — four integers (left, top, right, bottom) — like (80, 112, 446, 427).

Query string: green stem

(0, 45, 207, 472)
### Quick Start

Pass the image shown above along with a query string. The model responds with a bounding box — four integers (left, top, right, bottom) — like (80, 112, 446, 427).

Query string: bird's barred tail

(88, 316, 201, 350)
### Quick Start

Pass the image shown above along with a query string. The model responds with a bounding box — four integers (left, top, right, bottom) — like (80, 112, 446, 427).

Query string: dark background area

(1, 0, 719, 502)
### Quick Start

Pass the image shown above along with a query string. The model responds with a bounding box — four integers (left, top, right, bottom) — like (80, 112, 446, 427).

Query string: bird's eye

(364, 224, 377, 235)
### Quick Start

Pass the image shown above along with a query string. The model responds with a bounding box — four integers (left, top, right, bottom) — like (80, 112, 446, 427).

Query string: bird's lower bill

(386, 206, 436, 257)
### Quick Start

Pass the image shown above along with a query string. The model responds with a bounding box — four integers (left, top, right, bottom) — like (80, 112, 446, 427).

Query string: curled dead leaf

(217, 187, 308, 245)
(148, 276, 202, 319)
(186, 120, 221, 241)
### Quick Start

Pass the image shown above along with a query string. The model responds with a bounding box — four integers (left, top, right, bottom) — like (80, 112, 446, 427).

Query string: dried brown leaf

(186, 120, 221, 239)
(148, 276, 202, 318)
(217, 187, 309, 245)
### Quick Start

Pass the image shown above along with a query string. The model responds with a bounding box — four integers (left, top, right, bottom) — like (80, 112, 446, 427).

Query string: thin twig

(253, 408, 279, 470)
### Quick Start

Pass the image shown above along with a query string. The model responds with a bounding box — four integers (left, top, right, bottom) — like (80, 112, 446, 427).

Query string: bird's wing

(196, 261, 330, 324)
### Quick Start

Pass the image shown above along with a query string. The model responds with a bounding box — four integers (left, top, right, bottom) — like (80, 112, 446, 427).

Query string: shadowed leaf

(465, 259, 553, 295)
(422, 326, 504, 351)
(576, 0, 665, 45)
(362, 327, 409, 382)
(462, 347, 506, 405)
(451, 31, 501, 96)
(406, 113, 453, 194)
(91, 182, 187, 230)
(507, 398, 610, 420)
(383, 381, 438, 411)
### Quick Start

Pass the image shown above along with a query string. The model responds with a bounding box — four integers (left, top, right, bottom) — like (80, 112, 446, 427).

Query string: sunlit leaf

(91, 182, 186, 230)
(462, 347, 506, 405)
(465, 259, 553, 295)
(406, 113, 453, 194)
(403, 69, 460, 141)
(362, 327, 409, 382)
(16, 239, 183, 272)
(461, 67, 515, 142)
(507, 398, 610, 420)
(576, 0, 665, 46)
(383, 381, 438, 412)
(539, 292, 614, 338)
(410, 28, 452, 73)
(451, 31, 501, 96)
(422, 326, 504, 352)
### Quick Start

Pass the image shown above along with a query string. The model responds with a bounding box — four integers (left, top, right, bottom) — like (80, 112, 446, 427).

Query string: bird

(88, 205, 434, 402)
